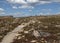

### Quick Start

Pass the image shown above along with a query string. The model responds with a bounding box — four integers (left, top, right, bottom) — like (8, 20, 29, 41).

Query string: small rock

(15, 34, 20, 36)
(25, 39, 28, 41)
(44, 26, 48, 28)
(24, 31, 29, 34)
(17, 36, 22, 39)
(0, 36, 2, 38)
(31, 40, 37, 42)
(22, 35, 25, 37)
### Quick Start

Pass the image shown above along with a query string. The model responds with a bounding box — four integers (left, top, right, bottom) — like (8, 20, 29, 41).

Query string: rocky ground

(0, 15, 60, 43)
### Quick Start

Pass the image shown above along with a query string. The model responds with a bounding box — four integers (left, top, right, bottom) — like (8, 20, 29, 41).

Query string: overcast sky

(0, 0, 60, 17)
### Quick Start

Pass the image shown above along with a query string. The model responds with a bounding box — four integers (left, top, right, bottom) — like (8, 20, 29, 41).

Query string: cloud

(27, 0, 39, 3)
(8, 12, 30, 17)
(29, 9, 32, 12)
(12, 6, 18, 9)
(12, 5, 34, 9)
(7, 0, 36, 9)
(0, 8, 5, 14)
(7, 0, 52, 5)
(39, 1, 51, 4)
(0, 8, 4, 11)
(7, 0, 60, 4)
(19, 5, 34, 9)
(41, 9, 52, 13)
(56, 12, 60, 14)
(37, 9, 52, 15)
(52, 0, 60, 2)
(42, 9, 52, 11)
(38, 12, 51, 15)
(0, 12, 5, 14)
(6, 12, 22, 17)
(7, 0, 27, 4)
(6, 0, 60, 9)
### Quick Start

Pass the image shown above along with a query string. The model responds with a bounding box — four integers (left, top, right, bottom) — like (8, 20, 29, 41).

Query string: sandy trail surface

(1, 22, 30, 43)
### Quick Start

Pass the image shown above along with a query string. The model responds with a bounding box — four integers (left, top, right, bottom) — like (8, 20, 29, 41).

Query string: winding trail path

(1, 22, 31, 43)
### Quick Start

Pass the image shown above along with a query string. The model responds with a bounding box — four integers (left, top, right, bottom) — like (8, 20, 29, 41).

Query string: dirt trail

(1, 22, 31, 43)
